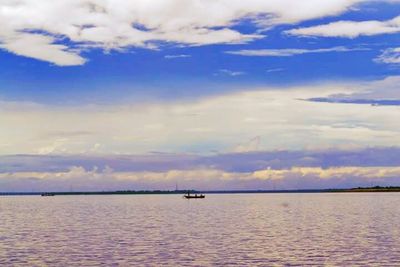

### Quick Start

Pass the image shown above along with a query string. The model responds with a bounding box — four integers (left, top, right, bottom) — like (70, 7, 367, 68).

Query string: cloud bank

(1, 164, 400, 192)
(1, 77, 400, 155)
(3, 147, 400, 173)
(2, 147, 400, 191)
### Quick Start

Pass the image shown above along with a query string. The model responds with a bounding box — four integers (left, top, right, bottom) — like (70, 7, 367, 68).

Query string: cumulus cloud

(225, 46, 367, 56)
(286, 15, 400, 38)
(252, 166, 400, 180)
(37, 138, 69, 155)
(375, 47, 400, 64)
(0, 0, 382, 65)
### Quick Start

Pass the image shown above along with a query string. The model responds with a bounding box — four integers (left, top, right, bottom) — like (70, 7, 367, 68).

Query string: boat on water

(41, 193, 55, 197)
(183, 191, 205, 199)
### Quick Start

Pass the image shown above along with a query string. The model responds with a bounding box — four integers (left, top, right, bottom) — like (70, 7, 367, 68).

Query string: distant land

(329, 186, 400, 193)
(1, 186, 400, 196)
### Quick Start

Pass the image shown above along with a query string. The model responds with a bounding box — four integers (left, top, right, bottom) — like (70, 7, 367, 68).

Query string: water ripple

(1, 193, 400, 266)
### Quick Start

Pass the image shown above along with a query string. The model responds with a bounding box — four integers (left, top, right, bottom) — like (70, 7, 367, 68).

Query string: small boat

(41, 193, 55, 197)
(183, 191, 205, 199)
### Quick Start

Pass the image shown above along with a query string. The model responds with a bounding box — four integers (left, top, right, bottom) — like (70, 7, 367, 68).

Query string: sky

(1, 0, 400, 191)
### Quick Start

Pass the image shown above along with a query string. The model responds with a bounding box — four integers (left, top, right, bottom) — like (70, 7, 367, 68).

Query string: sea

(1, 193, 399, 266)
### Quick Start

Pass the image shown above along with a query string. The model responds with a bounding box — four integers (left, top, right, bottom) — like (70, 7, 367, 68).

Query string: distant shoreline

(1, 186, 400, 196)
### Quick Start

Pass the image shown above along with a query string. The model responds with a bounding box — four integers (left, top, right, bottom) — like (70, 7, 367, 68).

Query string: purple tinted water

(0, 193, 399, 266)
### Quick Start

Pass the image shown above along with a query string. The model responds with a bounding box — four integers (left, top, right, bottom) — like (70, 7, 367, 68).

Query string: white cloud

(216, 69, 246, 76)
(252, 166, 400, 180)
(225, 46, 368, 56)
(375, 47, 400, 64)
(286, 15, 400, 38)
(266, 68, 284, 73)
(37, 138, 69, 155)
(0, 33, 86, 66)
(164, 54, 191, 59)
(0, 0, 383, 65)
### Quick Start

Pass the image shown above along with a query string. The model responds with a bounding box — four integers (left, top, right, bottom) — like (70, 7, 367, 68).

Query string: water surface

(1, 193, 399, 266)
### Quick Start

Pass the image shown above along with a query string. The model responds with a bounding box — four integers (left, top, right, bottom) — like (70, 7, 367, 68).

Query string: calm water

(1, 193, 400, 266)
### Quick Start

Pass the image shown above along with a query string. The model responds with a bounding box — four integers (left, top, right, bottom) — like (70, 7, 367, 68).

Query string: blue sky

(0, 0, 399, 104)
(1, 0, 400, 191)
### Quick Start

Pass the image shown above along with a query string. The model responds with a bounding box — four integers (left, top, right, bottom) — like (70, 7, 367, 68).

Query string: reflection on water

(1, 193, 400, 266)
